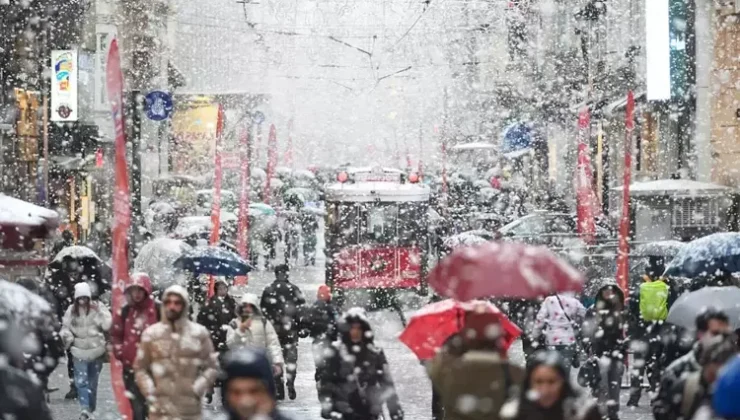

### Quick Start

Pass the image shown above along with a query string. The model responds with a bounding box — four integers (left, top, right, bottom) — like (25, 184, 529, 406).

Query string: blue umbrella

(713, 355, 740, 418)
(501, 122, 533, 154)
(665, 232, 740, 279)
(173, 245, 252, 276)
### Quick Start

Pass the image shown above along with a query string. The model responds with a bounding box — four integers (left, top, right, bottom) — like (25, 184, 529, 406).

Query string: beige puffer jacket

(60, 302, 112, 361)
(225, 293, 284, 366)
(134, 285, 219, 420)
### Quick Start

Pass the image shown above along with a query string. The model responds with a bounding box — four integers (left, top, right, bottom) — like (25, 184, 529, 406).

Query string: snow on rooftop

(0, 195, 59, 228)
(612, 179, 732, 196)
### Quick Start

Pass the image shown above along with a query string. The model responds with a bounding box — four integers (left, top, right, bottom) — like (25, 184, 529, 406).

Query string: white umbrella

(53, 245, 102, 262)
(134, 238, 192, 289)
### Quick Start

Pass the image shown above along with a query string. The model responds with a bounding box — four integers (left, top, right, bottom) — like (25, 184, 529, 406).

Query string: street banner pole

(208, 104, 224, 297)
(235, 128, 251, 286)
(105, 38, 132, 420)
(616, 91, 635, 293)
(575, 109, 596, 245)
(265, 124, 277, 204)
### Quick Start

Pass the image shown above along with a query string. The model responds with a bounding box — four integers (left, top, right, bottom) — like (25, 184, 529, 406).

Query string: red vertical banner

(575, 109, 596, 244)
(285, 118, 294, 168)
(105, 38, 132, 420)
(235, 128, 250, 286)
(208, 104, 224, 297)
(264, 124, 277, 204)
(616, 91, 635, 294)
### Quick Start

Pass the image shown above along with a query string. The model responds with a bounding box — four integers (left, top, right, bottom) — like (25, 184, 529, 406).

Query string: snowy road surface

(48, 265, 653, 420)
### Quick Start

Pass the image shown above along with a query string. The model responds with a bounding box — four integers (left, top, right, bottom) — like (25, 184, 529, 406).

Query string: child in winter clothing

(60, 282, 112, 419)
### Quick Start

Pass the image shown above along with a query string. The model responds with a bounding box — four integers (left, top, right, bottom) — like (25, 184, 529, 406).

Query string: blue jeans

(73, 358, 103, 412)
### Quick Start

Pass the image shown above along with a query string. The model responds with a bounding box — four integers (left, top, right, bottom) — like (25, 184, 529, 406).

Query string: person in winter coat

(712, 354, 740, 420)
(15, 278, 64, 391)
(669, 334, 737, 420)
(531, 293, 586, 375)
(214, 347, 297, 420)
(0, 313, 54, 420)
(582, 282, 625, 420)
(226, 293, 285, 376)
(299, 284, 339, 395)
(110, 272, 160, 420)
(652, 309, 732, 420)
(427, 310, 524, 420)
(504, 350, 602, 420)
(319, 308, 404, 420)
(134, 285, 219, 420)
(60, 282, 113, 419)
(260, 264, 306, 400)
(626, 256, 678, 407)
(198, 278, 238, 403)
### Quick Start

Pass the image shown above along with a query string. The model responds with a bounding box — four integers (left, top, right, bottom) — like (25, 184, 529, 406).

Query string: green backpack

(639, 280, 669, 321)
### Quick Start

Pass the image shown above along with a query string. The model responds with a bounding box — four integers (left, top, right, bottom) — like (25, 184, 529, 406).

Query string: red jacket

(110, 274, 159, 367)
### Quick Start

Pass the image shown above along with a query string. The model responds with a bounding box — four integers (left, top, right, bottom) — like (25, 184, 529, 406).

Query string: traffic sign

(144, 91, 173, 121)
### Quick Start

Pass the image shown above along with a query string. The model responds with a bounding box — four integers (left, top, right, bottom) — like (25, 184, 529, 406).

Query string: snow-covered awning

(0, 195, 59, 228)
(611, 179, 732, 197)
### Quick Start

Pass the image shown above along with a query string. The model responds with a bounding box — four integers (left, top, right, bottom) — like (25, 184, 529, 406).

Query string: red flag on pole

(208, 104, 225, 297)
(235, 128, 250, 287)
(265, 124, 277, 204)
(616, 91, 635, 293)
(575, 109, 597, 245)
(105, 38, 132, 420)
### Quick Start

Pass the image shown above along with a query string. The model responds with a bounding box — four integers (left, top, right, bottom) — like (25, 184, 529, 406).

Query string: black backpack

(121, 301, 162, 324)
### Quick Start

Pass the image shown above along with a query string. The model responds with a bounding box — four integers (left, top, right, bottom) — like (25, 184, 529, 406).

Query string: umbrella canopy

(249, 203, 276, 217)
(301, 206, 327, 216)
(399, 299, 521, 360)
(0, 195, 59, 250)
(293, 169, 316, 180)
(634, 240, 686, 258)
(52, 245, 102, 263)
(134, 238, 192, 289)
(665, 233, 740, 279)
(666, 286, 740, 330)
(173, 245, 252, 276)
(443, 231, 494, 249)
(501, 122, 533, 154)
(428, 242, 585, 301)
(0, 279, 52, 322)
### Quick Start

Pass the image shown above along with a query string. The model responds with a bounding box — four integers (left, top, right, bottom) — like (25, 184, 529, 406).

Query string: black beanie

(222, 347, 277, 398)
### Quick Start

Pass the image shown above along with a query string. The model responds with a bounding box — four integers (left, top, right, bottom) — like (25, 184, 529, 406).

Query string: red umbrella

(399, 299, 521, 360)
(428, 241, 585, 301)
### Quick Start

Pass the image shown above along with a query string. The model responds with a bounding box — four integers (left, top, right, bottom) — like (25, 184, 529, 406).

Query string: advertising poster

(51, 50, 78, 121)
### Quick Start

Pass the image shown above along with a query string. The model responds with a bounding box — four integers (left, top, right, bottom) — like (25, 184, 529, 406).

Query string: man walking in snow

(134, 285, 219, 420)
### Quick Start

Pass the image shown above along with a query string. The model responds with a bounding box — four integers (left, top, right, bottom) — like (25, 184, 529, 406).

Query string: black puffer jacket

(584, 281, 626, 358)
(319, 309, 403, 420)
(260, 280, 306, 341)
(197, 293, 238, 353)
(300, 300, 339, 343)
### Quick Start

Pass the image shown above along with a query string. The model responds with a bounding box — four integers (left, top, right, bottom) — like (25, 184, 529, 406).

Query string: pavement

(47, 243, 655, 420)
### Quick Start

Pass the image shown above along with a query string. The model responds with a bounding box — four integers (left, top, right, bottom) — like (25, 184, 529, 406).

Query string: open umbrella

(0, 279, 52, 323)
(134, 238, 192, 289)
(399, 299, 521, 360)
(173, 245, 252, 276)
(249, 203, 276, 217)
(442, 231, 493, 249)
(665, 233, 740, 279)
(666, 286, 740, 330)
(52, 245, 102, 263)
(428, 242, 585, 301)
(635, 240, 686, 258)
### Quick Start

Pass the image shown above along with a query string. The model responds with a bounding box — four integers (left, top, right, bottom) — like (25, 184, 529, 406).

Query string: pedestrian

(299, 284, 339, 394)
(15, 278, 64, 392)
(319, 307, 404, 420)
(60, 282, 112, 420)
(582, 281, 625, 420)
(712, 354, 740, 420)
(134, 285, 219, 420)
(670, 334, 737, 420)
(503, 350, 602, 420)
(214, 347, 298, 420)
(626, 256, 674, 407)
(46, 264, 78, 399)
(226, 293, 284, 394)
(652, 309, 732, 420)
(260, 264, 306, 400)
(0, 312, 55, 420)
(110, 272, 161, 420)
(300, 212, 319, 266)
(531, 292, 586, 375)
(197, 278, 237, 403)
(427, 309, 524, 420)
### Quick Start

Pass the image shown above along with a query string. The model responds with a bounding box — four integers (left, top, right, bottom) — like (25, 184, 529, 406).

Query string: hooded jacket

(110, 273, 160, 367)
(532, 294, 586, 347)
(59, 287, 112, 361)
(319, 308, 404, 420)
(197, 279, 237, 353)
(583, 281, 626, 358)
(225, 293, 284, 365)
(134, 285, 219, 420)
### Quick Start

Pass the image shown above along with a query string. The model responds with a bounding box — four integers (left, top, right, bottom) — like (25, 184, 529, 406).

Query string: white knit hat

(74, 282, 92, 299)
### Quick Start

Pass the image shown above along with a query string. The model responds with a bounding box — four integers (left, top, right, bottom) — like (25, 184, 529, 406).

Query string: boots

(275, 379, 285, 401)
(287, 381, 297, 400)
(65, 383, 78, 400)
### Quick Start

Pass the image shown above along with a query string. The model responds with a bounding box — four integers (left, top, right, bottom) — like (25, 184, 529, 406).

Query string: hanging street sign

(144, 90, 174, 121)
